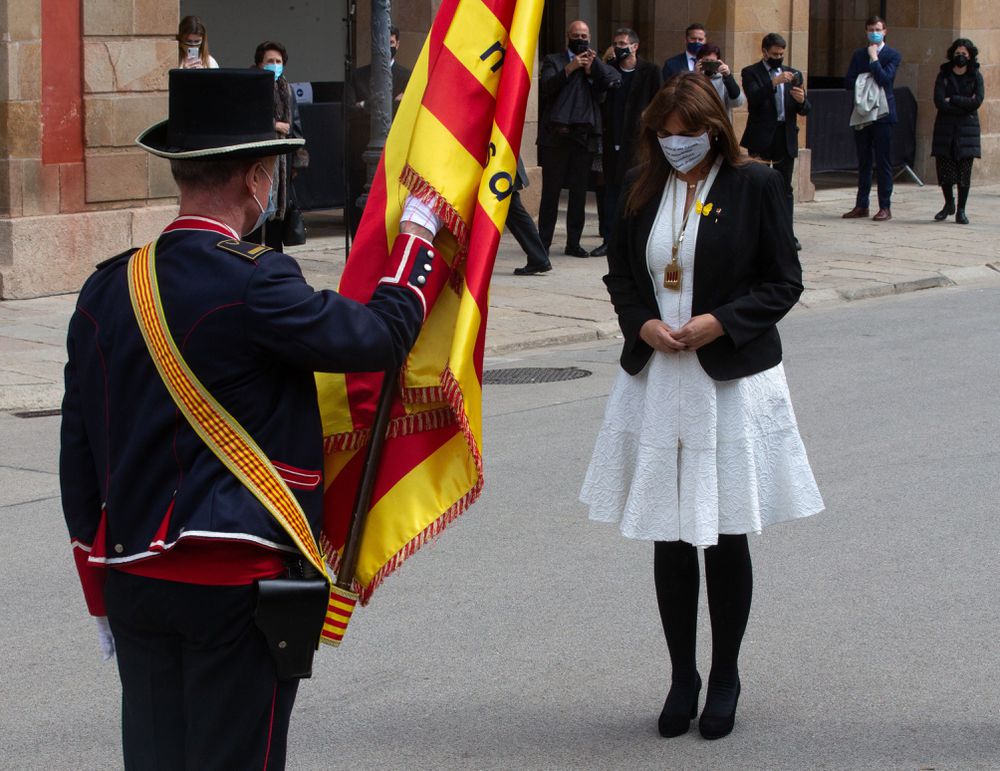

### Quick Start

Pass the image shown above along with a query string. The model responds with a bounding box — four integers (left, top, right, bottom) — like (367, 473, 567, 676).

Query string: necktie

(772, 68, 785, 121)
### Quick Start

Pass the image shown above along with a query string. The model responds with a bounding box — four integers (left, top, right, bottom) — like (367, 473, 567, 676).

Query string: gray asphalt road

(2, 284, 999, 770)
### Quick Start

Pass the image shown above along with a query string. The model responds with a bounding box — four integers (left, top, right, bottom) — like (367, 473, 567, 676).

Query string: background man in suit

(661, 23, 706, 81)
(740, 32, 811, 250)
(843, 15, 901, 222)
(347, 26, 412, 235)
(595, 27, 661, 255)
(536, 20, 620, 258)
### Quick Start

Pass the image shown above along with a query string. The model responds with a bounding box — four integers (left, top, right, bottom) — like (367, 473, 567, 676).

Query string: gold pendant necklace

(664, 177, 700, 290)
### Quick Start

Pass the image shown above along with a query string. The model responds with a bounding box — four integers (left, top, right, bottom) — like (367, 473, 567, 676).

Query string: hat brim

(135, 120, 305, 160)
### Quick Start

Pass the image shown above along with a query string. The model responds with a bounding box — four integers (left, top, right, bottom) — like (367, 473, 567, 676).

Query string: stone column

(0, 0, 181, 298)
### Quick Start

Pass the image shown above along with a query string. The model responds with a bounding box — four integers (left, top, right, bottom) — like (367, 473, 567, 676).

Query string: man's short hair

(169, 157, 255, 189)
(686, 23, 705, 35)
(761, 32, 787, 50)
(254, 40, 288, 66)
(614, 27, 639, 45)
(390, 25, 400, 39)
(866, 15, 885, 27)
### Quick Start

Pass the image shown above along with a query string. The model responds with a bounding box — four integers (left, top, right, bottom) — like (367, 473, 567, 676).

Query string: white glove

(95, 616, 116, 661)
(400, 195, 444, 238)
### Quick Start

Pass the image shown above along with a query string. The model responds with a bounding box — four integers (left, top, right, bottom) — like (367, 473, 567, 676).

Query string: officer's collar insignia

(216, 239, 272, 262)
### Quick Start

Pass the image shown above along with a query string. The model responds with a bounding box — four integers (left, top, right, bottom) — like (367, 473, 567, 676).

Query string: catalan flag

(315, 0, 544, 627)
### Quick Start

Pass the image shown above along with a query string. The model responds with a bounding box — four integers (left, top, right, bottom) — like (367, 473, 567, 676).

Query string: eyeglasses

(182, 38, 203, 47)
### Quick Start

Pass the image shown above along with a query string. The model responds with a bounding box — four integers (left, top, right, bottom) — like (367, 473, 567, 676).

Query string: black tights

(654, 535, 753, 690)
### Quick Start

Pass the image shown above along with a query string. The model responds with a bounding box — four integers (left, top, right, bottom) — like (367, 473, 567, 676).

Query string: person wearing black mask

(346, 25, 412, 236)
(931, 38, 984, 224)
(593, 27, 661, 256)
(662, 23, 707, 80)
(536, 20, 621, 258)
(740, 33, 810, 250)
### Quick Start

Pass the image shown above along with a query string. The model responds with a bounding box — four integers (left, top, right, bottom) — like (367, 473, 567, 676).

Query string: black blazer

(662, 52, 693, 81)
(604, 161, 803, 381)
(601, 57, 662, 185)
(740, 61, 811, 159)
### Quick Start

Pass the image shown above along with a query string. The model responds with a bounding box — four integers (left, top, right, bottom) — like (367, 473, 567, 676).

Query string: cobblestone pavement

(2, 182, 997, 412)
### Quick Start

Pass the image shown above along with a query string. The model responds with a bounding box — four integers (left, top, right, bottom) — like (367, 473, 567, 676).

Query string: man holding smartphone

(740, 32, 810, 250)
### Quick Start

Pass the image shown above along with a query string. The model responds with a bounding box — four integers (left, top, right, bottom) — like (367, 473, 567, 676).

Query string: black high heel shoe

(698, 677, 741, 740)
(658, 673, 701, 738)
(934, 202, 955, 221)
(955, 209, 969, 225)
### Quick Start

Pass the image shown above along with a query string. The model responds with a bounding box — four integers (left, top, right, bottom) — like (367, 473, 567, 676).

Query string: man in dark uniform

(59, 68, 447, 769)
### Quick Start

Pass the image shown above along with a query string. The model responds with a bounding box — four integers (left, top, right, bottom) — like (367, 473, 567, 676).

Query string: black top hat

(136, 69, 304, 159)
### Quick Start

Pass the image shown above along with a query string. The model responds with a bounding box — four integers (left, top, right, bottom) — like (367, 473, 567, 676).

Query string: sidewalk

(2, 182, 998, 412)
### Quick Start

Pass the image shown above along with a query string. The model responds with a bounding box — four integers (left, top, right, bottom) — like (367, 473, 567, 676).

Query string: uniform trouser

(506, 190, 551, 269)
(854, 121, 894, 210)
(105, 570, 299, 771)
(537, 137, 592, 251)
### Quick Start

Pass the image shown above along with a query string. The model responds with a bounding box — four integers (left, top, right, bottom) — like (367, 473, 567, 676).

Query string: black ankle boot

(658, 673, 701, 738)
(956, 185, 970, 224)
(698, 675, 741, 740)
(934, 202, 955, 220)
(935, 186, 955, 220)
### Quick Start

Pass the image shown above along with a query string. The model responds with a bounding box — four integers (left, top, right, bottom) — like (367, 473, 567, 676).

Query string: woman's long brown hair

(177, 15, 212, 68)
(624, 72, 746, 216)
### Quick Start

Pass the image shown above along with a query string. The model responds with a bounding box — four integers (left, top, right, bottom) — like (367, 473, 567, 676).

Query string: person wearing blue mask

(250, 40, 309, 250)
(843, 15, 902, 222)
(662, 23, 707, 80)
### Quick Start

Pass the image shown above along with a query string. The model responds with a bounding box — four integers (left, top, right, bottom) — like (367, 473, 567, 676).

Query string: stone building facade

(1, 0, 997, 298)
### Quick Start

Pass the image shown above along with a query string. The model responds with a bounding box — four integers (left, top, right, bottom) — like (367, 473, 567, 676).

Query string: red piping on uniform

(263, 680, 277, 769)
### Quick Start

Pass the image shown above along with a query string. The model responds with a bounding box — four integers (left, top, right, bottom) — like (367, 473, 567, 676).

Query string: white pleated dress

(580, 160, 824, 546)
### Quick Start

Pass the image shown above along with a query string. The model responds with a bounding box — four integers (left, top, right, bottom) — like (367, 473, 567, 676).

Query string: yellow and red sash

(127, 238, 355, 646)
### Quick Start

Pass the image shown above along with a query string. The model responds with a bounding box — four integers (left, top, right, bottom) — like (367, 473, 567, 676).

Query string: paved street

(2, 272, 1000, 768)
(0, 181, 998, 413)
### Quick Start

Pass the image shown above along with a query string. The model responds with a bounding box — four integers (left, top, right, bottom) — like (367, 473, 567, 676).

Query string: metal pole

(356, 0, 393, 216)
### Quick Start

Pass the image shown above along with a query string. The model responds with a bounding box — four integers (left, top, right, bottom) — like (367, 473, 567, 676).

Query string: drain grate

(12, 408, 61, 419)
(483, 366, 591, 385)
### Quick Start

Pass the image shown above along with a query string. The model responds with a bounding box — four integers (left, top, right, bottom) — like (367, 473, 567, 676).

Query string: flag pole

(334, 366, 399, 592)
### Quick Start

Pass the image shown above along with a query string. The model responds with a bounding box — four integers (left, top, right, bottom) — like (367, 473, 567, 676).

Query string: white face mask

(658, 132, 712, 174)
(247, 162, 276, 235)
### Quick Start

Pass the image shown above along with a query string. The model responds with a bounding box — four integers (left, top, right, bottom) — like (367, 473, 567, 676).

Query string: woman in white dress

(580, 73, 823, 740)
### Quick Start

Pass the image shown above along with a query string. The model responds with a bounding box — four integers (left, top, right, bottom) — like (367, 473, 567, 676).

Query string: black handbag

(254, 560, 329, 680)
(282, 205, 307, 246)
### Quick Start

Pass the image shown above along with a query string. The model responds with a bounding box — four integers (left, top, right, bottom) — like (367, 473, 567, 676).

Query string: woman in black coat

(931, 38, 984, 224)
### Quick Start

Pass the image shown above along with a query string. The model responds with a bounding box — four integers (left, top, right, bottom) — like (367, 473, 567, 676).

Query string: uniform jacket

(604, 161, 802, 381)
(740, 60, 812, 159)
(600, 57, 662, 186)
(931, 63, 984, 160)
(60, 219, 435, 611)
(845, 44, 901, 124)
(537, 50, 620, 148)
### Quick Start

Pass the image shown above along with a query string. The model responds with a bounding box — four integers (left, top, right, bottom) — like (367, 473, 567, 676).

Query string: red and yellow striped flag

(316, 0, 543, 615)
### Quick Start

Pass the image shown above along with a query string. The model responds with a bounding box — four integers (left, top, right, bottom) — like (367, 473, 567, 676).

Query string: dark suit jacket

(662, 51, 693, 81)
(601, 57, 662, 185)
(604, 162, 802, 380)
(347, 61, 412, 107)
(845, 44, 901, 124)
(61, 228, 427, 601)
(740, 61, 812, 159)
(538, 50, 620, 147)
